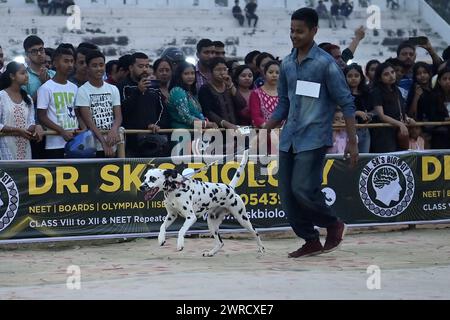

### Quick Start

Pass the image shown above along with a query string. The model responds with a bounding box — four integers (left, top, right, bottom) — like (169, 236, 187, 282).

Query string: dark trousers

(96, 151, 106, 158)
(246, 13, 258, 27)
(39, 4, 49, 14)
(31, 138, 46, 159)
(233, 13, 245, 26)
(45, 148, 65, 159)
(278, 147, 337, 241)
(47, 2, 63, 15)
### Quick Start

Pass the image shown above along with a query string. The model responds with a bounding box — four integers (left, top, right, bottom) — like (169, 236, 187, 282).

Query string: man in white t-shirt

(37, 47, 79, 159)
(75, 51, 122, 158)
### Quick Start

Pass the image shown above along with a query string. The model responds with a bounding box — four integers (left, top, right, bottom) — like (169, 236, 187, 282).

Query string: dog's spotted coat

(140, 151, 264, 256)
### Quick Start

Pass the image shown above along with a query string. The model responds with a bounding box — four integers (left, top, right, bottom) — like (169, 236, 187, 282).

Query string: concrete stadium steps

(0, 2, 446, 66)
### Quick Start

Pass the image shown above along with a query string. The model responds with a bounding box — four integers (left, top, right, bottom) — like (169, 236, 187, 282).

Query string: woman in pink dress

(249, 60, 280, 128)
(249, 60, 280, 154)
(233, 64, 254, 125)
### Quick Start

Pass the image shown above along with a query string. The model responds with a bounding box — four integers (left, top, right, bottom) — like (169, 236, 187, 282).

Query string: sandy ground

(0, 225, 449, 300)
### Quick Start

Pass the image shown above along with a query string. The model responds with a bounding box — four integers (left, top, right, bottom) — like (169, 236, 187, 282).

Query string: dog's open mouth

(144, 187, 160, 201)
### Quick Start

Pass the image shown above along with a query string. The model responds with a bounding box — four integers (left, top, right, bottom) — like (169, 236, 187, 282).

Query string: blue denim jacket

(271, 43, 355, 153)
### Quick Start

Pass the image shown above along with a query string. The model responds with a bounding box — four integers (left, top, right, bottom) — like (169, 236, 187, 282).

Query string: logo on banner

(322, 187, 337, 206)
(359, 155, 415, 218)
(0, 171, 19, 232)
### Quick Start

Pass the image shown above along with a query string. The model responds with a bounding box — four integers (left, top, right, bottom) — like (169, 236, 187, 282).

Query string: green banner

(0, 151, 449, 243)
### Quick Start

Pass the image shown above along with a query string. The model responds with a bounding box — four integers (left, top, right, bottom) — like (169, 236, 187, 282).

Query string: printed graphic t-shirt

(75, 81, 120, 151)
(37, 79, 79, 149)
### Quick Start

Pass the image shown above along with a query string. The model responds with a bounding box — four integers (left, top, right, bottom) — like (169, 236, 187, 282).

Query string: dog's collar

(163, 179, 188, 192)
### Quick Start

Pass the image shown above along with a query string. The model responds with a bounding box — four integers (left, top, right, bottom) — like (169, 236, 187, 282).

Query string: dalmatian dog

(140, 150, 265, 256)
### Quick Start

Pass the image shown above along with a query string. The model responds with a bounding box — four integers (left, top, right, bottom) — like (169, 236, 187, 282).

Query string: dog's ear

(163, 169, 178, 179)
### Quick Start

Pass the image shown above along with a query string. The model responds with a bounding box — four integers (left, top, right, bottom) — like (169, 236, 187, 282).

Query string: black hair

(263, 60, 280, 74)
(58, 43, 76, 55)
(75, 47, 93, 61)
(321, 43, 340, 55)
(105, 60, 119, 76)
(433, 65, 450, 115)
(344, 63, 369, 95)
(232, 64, 253, 86)
(118, 54, 133, 71)
(52, 47, 75, 61)
(77, 42, 99, 51)
(244, 50, 261, 65)
(374, 62, 396, 89)
(196, 38, 214, 53)
(226, 59, 238, 72)
(412, 62, 432, 84)
(318, 42, 331, 49)
(130, 52, 149, 65)
(169, 61, 197, 95)
(212, 41, 225, 48)
(23, 35, 44, 52)
(153, 58, 173, 72)
(385, 58, 406, 69)
(396, 41, 416, 57)
(365, 59, 381, 76)
(374, 62, 393, 82)
(291, 7, 319, 29)
(0, 62, 32, 106)
(85, 50, 105, 66)
(208, 57, 227, 72)
(443, 46, 450, 61)
(438, 65, 450, 78)
(255, 52, 275, 68)
(405, 62, 433, 110)
(45, 47, 55, 58)
(373, 62, 403, 110)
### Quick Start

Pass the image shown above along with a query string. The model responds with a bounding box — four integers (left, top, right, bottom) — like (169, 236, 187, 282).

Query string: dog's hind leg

(177, 213, 197, 251)
(229, 199, 265, 253)
(158, 209, 178, 246)
(203, 209, 226, 257)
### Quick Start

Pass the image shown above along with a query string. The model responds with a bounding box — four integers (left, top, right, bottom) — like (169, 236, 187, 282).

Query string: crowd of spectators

(37, 0, 76, 16)
(0, 6, 449, 160)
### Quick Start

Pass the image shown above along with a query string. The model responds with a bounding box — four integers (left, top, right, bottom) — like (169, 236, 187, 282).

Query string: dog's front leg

(177, 214, 197, 251)
(159, 207, 177, 246)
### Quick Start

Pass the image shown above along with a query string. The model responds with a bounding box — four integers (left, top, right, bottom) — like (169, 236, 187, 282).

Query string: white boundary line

(1, 219, 449, 245)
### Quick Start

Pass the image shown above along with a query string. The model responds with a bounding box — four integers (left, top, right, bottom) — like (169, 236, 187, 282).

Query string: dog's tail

(229, 149, 249, 189)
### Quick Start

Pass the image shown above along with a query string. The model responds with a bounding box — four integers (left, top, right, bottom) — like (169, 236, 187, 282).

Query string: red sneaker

(288, 239, 323, 258)
(323, 220, 347, 253)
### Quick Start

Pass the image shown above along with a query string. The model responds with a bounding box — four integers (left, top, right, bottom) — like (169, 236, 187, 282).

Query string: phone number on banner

(240, 193, 281, 206)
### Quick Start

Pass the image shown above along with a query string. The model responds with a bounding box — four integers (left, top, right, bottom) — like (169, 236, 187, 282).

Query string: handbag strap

(396, 91, 405, 123)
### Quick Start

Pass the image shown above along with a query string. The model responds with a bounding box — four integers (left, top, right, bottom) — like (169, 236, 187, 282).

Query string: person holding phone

(117, 52, 170, 157)
(396, 39, 443, 96)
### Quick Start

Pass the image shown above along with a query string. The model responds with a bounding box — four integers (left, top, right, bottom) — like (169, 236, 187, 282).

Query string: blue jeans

(278, 147, 338, 241)
(357, 128, 371, 153)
